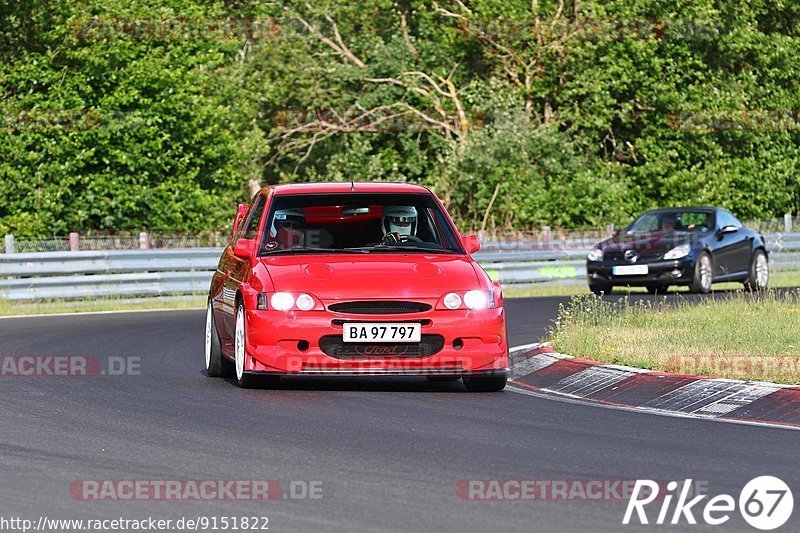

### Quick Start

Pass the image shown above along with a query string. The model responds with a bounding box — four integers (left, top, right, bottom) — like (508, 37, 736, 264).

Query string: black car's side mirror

(718, 225, 739, 236)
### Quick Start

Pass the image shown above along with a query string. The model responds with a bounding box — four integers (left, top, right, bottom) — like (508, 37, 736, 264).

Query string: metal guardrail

(1, 235, 800, 300)
(0, 249, 220, 300)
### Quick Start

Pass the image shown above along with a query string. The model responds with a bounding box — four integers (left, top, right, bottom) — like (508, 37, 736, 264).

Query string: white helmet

(382, 206, 417, 236)
(269, 208, 306, 238)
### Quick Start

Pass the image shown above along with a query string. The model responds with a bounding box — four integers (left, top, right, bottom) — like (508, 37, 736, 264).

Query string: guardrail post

(69, 232, 80, 251)
(542, 226, 551, 249)
(139, 231, 151, 249)
(4, 234, 14, 254)
(785, 214, 793, 233)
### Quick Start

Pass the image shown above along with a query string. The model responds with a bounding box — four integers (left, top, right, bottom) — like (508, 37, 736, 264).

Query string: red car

(205, 182, 508, 391)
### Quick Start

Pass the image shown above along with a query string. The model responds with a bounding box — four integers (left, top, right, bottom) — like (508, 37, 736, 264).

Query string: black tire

(426, 376, 461, 382)
(462, 375, 507, 392)
(233, 301, 274, 388)
(589, 282, 613, 296)
(646, 284, 668, 295)
(689, 252, 713, 294)
(205, 301, 232, 378)
(743, 249, 769, 292)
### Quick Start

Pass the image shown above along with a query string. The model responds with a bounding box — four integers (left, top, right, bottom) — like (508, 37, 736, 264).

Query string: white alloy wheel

(235, 304, 246, 381)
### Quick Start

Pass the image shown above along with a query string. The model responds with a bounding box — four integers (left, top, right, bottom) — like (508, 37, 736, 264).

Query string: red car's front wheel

(234, 302, 279, 389)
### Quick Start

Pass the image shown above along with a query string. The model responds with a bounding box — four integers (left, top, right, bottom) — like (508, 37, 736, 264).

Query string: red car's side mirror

(462, 234, 481, 254)
(232, 203, 249, 239)
(232, 239, 254, 259)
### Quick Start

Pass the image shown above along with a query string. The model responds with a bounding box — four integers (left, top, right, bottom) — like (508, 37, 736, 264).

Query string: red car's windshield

(259, 193, 464, 255)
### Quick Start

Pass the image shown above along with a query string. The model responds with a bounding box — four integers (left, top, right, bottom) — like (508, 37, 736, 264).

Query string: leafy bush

(2, 0, 799, 237)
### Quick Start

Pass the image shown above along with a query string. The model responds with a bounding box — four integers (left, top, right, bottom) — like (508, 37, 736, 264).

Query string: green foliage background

(2, 0, 799, 237)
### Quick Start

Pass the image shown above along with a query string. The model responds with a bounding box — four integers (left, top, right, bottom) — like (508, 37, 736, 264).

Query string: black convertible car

(586, 207, 769, 294)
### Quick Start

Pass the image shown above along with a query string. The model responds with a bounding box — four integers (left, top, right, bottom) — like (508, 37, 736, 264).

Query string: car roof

(640, 207, 718, 214)
(265, 182, 432, 196)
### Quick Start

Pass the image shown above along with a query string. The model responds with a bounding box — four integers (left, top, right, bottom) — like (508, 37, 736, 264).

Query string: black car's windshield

(626, 210, 714, 234)
(259, 193, 463, 255)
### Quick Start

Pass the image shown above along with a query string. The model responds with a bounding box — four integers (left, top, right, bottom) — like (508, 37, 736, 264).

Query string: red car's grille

(327, 301, 431, 315)
(331, 319, 432, 327)
(319, 335, 445, 359)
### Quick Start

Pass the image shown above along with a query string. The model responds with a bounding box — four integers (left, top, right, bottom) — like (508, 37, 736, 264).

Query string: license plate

(612, 265, 649, 276)
(343, 323, 421, 343)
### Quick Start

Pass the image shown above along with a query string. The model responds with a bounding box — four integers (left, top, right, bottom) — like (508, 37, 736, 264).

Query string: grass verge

(548, 290, 800, 384)
(0, 295, 207, 317)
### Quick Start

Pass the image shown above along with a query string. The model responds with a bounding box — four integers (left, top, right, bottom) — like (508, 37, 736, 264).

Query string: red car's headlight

(436, 286, 501, 310)
(464, 290, 488, 309)
(443, 292, 462, 309)
(257, 292, 322, 311)
(270, 292, 295, 311)
(295, 293, 315, 311)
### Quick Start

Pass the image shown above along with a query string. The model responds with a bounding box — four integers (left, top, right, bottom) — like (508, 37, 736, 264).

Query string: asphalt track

(0, 295, 797, 532)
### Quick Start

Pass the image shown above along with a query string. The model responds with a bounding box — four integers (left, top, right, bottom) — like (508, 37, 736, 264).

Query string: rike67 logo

(624, 476, 793, 530)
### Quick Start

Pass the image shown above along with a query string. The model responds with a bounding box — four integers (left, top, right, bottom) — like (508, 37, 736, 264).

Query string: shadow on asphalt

(233, 375, 472, 392)
(199, 369, 475, 392)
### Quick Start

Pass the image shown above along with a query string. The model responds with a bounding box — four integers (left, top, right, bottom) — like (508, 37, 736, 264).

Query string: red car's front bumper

(242, 307, 508, 376)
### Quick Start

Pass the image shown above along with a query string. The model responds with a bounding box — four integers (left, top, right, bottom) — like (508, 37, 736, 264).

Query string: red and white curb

(508, 343, 800, 430)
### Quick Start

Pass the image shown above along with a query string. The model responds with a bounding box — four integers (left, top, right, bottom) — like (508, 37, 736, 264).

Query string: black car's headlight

(663, 243, 691, 260)
(587, 248, 603, 261)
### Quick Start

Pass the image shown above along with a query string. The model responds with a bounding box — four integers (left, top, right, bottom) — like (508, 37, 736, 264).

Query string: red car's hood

(260, 254, 481, 300)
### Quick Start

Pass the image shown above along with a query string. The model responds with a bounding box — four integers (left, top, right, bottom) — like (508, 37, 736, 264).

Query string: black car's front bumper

(587, 258, 695, 286)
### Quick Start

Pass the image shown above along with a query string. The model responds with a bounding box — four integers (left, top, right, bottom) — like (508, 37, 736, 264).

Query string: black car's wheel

(234, 302, 279, 389)
(462, 375, 507, 392)
(744, 249, 769, 292)
(589, 282, 613, 296)
(646, 284, 668, 295)
(205, 301, 232, 378)
(689, 252, 713, 294)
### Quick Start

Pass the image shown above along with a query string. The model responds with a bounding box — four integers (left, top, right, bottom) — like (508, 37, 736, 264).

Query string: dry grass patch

(548, 291, 800, 384)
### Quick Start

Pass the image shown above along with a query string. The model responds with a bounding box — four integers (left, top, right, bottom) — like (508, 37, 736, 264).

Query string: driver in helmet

(381, 206, 418, 241)
(268, 208, 306, 249)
